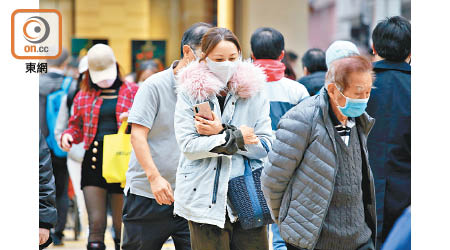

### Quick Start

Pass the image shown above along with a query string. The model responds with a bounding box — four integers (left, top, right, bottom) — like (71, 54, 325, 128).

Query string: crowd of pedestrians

(39, 15, 411, 250)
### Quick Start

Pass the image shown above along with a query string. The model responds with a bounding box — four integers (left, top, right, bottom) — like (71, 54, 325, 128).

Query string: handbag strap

(118, 120, 128, 134)
(243, 157, 252, 177)
(243, 156, 264, 223)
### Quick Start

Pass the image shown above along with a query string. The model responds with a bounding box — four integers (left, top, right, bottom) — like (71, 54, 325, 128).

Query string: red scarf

(253, 59, 286, 82)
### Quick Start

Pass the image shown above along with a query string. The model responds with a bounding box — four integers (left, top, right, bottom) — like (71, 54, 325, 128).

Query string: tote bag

(102, 120, 131, 188)
(228, 156, 273, 229)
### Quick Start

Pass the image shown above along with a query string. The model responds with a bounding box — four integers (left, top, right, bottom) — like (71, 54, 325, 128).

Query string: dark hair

(250, 27, 285, 60)
(180, 22, 213, 58)
(199, 27, 241, 61)
(372, 16, 411, 62)
(286, 51, 298, 61)
(302, 48, 327, 73)
(81, 63, 124, 92)
(67, 74, 83, 109)
(281, 56, 296, 80)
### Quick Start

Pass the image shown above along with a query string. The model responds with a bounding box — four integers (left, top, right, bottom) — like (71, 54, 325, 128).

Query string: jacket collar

(176, 60, 266, 102)
(373, 60, 411, 72)
(305, 71, 326, 79)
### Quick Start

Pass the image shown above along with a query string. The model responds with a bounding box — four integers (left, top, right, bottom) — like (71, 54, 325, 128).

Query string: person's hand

(239, 125, 259, 144)
(39, 228, 50, 245)
(194, 111, 223, 135)
(148, 175, 174, 205)
(61, 133, 73, 152)
(119, 111, 129, 122)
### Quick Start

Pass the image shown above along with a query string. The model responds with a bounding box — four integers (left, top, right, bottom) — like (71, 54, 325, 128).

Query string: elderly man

(261, 55, 377, 250)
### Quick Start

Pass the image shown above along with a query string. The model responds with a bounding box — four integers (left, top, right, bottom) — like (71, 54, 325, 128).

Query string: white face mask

(95, 79, 115, 88)
(206, 57, 239, 84)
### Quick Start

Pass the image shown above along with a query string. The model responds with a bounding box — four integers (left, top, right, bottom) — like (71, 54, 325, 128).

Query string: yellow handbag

(102, 120, 131, 188)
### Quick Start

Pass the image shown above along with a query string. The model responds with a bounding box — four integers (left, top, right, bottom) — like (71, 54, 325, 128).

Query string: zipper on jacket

(312, 126, 339, 249)
(212, 156, 222, 204)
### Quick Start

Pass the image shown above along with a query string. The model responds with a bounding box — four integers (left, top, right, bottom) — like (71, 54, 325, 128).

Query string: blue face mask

(337, 89, 369, 117)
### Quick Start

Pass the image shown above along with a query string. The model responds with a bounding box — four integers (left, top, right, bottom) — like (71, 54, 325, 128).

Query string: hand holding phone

(194, 111, 223, 136)
(193, 102, 213, 120)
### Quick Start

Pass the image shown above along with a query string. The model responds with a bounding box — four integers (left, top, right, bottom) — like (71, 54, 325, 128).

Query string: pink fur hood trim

(176, 60, 267, 102)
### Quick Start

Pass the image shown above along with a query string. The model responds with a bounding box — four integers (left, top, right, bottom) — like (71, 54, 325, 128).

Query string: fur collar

(176, 60, 266, 102)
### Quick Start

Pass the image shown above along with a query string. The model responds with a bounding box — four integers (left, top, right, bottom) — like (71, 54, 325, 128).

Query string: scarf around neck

(253, 59, 286, 82)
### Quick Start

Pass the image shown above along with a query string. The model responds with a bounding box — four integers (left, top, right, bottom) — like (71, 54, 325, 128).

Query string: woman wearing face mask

(173, 27, 273, 250)
(60, 44, 138, 250)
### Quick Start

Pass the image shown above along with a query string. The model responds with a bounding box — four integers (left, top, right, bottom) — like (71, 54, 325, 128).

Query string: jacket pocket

(177, 162, 203, 175)
(279, 179, 294, 223)
(175, 165, 212, 215)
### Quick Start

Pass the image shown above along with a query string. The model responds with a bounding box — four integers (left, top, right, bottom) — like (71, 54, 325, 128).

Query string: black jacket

(39, 130, 57, 229)
(366, 60, 411, 242)
(297, 71, 326, 96)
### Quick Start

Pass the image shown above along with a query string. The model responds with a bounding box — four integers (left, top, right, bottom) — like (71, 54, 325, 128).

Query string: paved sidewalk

(48, 211, 175, 250)
(48, 212, 275, 250)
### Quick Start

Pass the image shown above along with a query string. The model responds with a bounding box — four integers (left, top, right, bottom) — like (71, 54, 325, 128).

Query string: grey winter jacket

(39, 130, 57, 229)
(261, 88, 377, 249)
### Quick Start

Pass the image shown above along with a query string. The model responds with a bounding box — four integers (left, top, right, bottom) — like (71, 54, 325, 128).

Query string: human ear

(371, 44, 376, 55)
(278, 50, 285, 61)
(182, 45, 192, 58)
(327, 83, 335, 95)
(303, 67, 309, 76)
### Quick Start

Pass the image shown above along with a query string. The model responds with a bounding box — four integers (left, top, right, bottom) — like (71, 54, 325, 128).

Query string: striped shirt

(334, 119, 355, 146)
(329, 102, 356, 146)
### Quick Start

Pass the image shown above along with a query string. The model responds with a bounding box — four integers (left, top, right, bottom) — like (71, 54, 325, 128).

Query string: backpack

(46, 76, 73, 157)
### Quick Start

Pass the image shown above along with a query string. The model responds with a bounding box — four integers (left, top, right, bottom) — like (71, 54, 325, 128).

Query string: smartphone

(193, 102, 213, 120)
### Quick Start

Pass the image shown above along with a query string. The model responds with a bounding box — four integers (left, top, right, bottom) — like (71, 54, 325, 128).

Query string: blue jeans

(271, 223, 287, 250)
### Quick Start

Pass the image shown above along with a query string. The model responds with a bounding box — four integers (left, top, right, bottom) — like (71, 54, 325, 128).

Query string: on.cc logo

(11, 9, 61, 59)
(23, 16, 50, 44)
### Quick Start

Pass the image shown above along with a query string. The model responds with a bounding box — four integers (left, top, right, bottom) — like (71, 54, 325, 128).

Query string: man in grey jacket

(261, 55, 377, 250)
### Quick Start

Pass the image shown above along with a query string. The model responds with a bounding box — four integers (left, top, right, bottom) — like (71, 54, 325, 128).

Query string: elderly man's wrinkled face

(334, 71, 373, 108)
